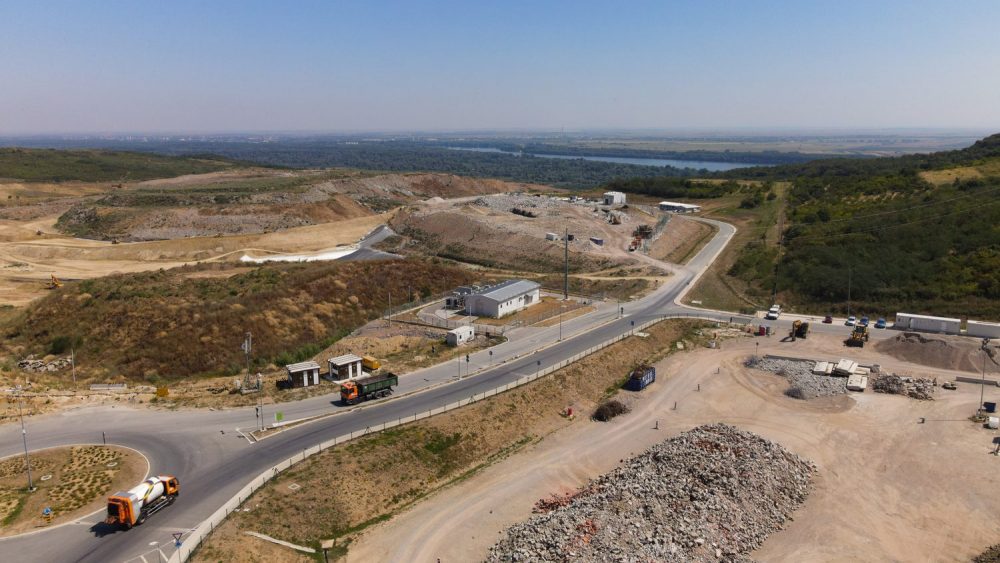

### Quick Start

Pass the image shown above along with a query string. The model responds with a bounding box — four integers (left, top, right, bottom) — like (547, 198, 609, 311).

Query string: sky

(1, 0, 998, 134)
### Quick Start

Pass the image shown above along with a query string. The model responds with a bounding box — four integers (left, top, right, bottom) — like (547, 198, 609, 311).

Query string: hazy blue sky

(1, 0, 998, 133)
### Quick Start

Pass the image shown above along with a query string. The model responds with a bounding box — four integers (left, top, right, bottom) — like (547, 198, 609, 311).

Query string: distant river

(446, 147, 764, 172)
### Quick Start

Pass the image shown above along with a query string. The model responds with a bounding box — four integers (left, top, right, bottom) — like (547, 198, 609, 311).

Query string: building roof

(286, 360, 320, 373)
(896, 312, 961, 323)
(659, 201, 701, 209)
(448, 325, 475, 334)
(469, 279, 540, 303)
(328, 353, 363, 366)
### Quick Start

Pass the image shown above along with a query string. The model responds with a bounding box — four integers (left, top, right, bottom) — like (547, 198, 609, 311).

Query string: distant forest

(726, 133, 1000, 318)
(2, 139, 698, 188)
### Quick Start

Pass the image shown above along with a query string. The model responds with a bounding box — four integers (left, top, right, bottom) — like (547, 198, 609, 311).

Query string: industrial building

(603, 191, 626, 205)
(893, 312, 961, 334)
(328, 353, 364, 381)
(659, 201, 702, 213)
(464, 279, 541, 318)
(285, 361, 321, 388)
(447, 325, 475, 346)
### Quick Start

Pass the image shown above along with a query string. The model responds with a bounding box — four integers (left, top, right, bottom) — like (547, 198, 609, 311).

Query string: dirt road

(347, 333, 1000, 562)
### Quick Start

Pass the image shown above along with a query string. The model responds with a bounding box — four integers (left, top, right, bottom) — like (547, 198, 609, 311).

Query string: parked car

(860, 316, 870, 327)
(846, 316, 857, 326)
(823, 315, 833, 324)
(875, 317, 887, 329)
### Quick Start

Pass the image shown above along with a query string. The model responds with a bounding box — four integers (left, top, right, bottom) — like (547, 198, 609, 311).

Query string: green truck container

(340, 372, 398, 405)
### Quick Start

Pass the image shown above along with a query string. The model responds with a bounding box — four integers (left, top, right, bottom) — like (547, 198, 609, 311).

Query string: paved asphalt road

(0, 216, 896, 562)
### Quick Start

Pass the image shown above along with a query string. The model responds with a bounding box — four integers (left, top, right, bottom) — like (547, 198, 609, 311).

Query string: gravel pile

(486, 424, 815, 563)
(747, 357, 847, 399)
(871, 374, 936, 400)
(472, 194, 565, 212)
(18, 355, 72, 372)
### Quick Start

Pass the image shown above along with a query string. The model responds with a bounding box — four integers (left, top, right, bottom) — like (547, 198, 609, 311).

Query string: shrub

(593, 399, 630, 422)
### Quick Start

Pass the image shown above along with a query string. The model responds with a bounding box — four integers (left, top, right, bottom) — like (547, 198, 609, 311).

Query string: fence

(88, 383, 127, 391)
(167, 313, 724, 562)
(397, 314, 507, 337)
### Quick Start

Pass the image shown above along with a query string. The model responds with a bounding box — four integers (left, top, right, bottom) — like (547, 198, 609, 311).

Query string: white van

(765, 304, 781, 320)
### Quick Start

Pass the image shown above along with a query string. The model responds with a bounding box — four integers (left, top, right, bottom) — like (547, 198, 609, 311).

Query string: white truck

(765, 304, 781, 320)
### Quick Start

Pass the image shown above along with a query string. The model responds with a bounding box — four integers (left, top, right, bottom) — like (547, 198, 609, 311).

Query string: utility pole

(558, 302, 564, 342)
(387, 289, 392, 328)
(847, 265, 852, 318)
(71, 346, 76, 387)
(563, 228, 569, 300)
(980, 338, 991, 417)
(16, 387, 33, 491)
(773, 214, 783, 304)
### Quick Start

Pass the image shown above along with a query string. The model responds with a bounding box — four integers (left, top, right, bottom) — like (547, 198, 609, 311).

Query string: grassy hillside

(0, 148, 236, 182)
(3, 259, 474, 382)
(723, 133, 1000, 318)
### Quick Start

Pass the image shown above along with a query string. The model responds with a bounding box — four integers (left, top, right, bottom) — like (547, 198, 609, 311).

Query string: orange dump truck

(106, 475, 179, 529)
(340, 372, 398, 405)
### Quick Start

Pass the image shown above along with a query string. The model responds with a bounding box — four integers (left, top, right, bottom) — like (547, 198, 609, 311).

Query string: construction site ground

(346, 331, 1000, 563)
(0, 445, 146, 536)
(648, 214, 717, 264)
(388, 194, 671, 274)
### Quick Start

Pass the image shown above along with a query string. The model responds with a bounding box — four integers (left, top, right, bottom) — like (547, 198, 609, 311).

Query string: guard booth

(328, 354, 364, 381)
(285, 361, 321, 388)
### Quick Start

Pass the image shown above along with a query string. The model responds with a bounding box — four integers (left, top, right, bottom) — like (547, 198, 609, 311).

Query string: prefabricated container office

(285, 360, 321, 388)
(893, 313, 961, 334)
(967, 320, 1000, 339)
(446, 325, 475, 346)
(328, 354, 364, 381)
(603, 191, 626, 205)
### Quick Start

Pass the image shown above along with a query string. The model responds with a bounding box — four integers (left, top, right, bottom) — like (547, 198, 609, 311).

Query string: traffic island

(0, 445, 147, 536)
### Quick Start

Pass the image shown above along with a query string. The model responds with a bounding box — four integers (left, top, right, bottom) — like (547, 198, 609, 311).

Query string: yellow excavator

(44, 274, 63, 290)
(789, 320, 809, 341)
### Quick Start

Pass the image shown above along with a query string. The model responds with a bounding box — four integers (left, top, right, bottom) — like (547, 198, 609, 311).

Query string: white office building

(464, 279, 541, 318)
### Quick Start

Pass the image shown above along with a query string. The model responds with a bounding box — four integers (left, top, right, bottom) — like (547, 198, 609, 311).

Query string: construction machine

(846, 325, 870, 348)
(789, 320, 809, 341)
(44, 274, 63, 289)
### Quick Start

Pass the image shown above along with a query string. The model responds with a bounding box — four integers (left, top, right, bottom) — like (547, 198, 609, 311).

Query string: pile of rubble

(870, 374, 936, 400)
(487, 424, 815, 562)
(471, 194, 564, 213)
(747, 357, 847, 399)
(17, 355, 72, 372)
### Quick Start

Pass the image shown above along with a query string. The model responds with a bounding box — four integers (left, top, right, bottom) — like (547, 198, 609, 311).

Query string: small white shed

(328, 354, 364, 381)
(286, 361, 321, 388)
(447, 326, 475, 347)
(603, 191, 626, 205)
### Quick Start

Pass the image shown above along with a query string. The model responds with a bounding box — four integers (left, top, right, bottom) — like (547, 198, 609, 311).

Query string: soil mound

(874, 332, 1000, 374)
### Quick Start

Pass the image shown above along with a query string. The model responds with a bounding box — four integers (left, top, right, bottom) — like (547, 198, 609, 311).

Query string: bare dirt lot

(347, 332, 1000, 563)
(648, 214, 717, 264)
(388, 195, 666, 273)
(0, 445, 146, 536)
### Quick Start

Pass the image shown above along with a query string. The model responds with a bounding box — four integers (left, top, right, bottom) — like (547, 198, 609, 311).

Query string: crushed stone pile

(486, 423, 815, 563)
(18, 355, 72, 372)
(870, 374, 936, 400)
(471, 194, 565, 212)
(746, 357, 847, 399)
(875, 332, 1000, 374)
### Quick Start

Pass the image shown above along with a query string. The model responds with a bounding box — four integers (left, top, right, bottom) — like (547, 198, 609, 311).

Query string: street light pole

(979, 338, 991, 417)
(16, 388, 33, 491)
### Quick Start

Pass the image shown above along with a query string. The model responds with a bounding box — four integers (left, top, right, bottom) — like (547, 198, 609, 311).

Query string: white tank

(127, 476, 169, 509)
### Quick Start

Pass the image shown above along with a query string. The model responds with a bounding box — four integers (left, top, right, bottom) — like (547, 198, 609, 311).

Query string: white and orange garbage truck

(105, 475, 179, 529)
